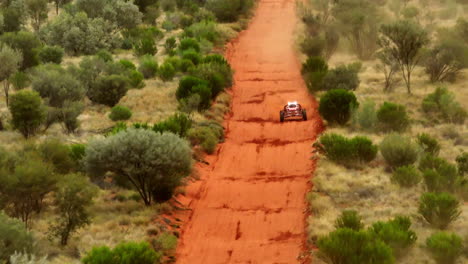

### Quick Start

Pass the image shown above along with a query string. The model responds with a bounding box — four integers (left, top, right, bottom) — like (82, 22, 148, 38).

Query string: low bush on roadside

(417, 133, 441, 156)
(109, 105, 132, 121)
(176, 76, 211, 110)
(322, 64, 360, 91)
(422, 86, 467, 124)
(152, 113, 192, 138)
(380, 133, 419, 169)
(426, 232, 463, 264)
(317, 228, 394, 264)
(315, 133, 377, 167)
(138, 55, 158, 79)
(190, 60, 233, 98)
(318, 89, 358, 126)
(334, 210, 364, 231)
(187, 126, 219, 154)
(377, 102, 410, 132)
(418, 192, 461, 229)
(82, 241, 161, 264)
(351, 100, 377, 131)
(301, 56, 328, 93)
(369, 216, 417, 257)
(206, 0, 253, 22)
(391, 165, 421, 188)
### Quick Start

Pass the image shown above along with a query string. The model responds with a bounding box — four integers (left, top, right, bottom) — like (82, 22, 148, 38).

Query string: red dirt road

(175, 0, 322, 263)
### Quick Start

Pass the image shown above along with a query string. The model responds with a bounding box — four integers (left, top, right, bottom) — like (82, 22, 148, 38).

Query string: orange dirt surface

(174, 0, 323, 263)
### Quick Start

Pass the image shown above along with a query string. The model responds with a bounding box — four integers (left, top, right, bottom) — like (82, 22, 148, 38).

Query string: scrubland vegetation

(0, 0, 254, 263)
(299, 0, 467, 263)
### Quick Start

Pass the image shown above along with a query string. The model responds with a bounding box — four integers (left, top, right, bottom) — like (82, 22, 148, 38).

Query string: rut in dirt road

(175, 0, 322, 263)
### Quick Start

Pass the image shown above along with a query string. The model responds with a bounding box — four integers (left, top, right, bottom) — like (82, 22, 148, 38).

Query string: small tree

(426, 232, 463, 264)
(38, 45, 64, 64)
(318, 89, 358, 125)
(379, 20, 429, 93)
(51, 0, 73, 14)
(84, 129, 192, 205)
(88, 74, 130, 106)
(0, 212, 34, 262)
(0, 44, 22, 106)
(0, 158, 57, 228)
(25, 0, 48, 31)
(0, 31, 42, 69)
(9, 90, 46, 138)
(418, 192, 461, 229)
(376, 49, 400, 92)
(49, 173, 97, 246)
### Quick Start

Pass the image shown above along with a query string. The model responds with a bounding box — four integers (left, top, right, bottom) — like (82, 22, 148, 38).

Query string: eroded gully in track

(174, 0, 323, 263)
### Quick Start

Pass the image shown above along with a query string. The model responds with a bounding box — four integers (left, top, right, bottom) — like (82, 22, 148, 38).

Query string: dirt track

(175, 0, 322, 263)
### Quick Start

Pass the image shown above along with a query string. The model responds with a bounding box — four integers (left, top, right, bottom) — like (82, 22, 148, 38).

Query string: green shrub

(322, 64, 360, 91)
(109, 105, 132, 121)
(377, 102, 410, 132)
(182, 49, 202, 65)
(417, 133, 441, 156)
(0, 212, 34, 262)
(154, 232, 178, 251)
(426, 232, 463, 264)
(134, 35, 157, 56)
(180, 59, 195, 72)
(418, 192, 461, 229)
(96, 49, 113, 62)
(422, 86, 467, 124)
(315, 133, 377, 167)
(369, 216, 417, 256)
(158, 62, 176, 82)
(184, 20, 220, 43)
(128, 70, 145, 89)
(152, 112, 192, 137)
(119, 59, 137, 70)
(179, 38, 200, 52)
(164, 56, 182, 72)
(38, 45, 64, 64)
(318, 89, 358, 125)
(301, 56, 328, 93)
(176, 76, 211, 109)
(334, 210, 364, 231)
(165, 37, 177, 54)
(380, 134, 419, 169)
(9, 90, 46, 138)
(191, 62, 232, 98)
(70, 143, 86, 162)
(300, 35, 325, 57)
(88, 75, 130, 107)
(456, 152, 468, 176)
(39, 139, 75, 174)
(187, 126, 219, 154)
(82, 241, 161, 264)
(9, 71, 31, 90)
(351, 100, 377, 131)
(317, 228, 394, 264)
(421, 157, 460, 193)
(138, 55, 158, 79)
(392, 165, 421, 188)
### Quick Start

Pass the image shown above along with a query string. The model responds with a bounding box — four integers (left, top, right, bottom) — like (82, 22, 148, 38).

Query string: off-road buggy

(280, 101, 307, 122)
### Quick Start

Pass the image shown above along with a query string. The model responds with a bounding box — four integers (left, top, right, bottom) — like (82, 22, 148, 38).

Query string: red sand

(175, 0, 322, 263)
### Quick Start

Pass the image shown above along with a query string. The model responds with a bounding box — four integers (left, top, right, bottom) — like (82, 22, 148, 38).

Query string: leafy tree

(0, 212, 34, 262)
(9, 90, 45, 138)
(2, 5, 25, 32)
(317, 228, 394, 264)
(0, 157, 57, 228)
(426, 232, 463, 264)
(84, 129, 192, 205)
(332, 0, 379, 59)
(0, 30, 42, 69)
(38, 45, 64, 64)
(0, 44, 22, 106)
(379, 20, 429, 93)
(49, 173, 97, 246)
(39, 12, 120, 55)
(75, 0, 142, 30)
(87, 74, 129, 106)
(25, 0, 48, 31)
(50, 0, 73, 14)
(418, 192, 461, 229)
(318, 89, 358, 125)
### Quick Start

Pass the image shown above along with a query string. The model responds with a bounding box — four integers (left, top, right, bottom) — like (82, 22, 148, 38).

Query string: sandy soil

(174, 0, 323, 263)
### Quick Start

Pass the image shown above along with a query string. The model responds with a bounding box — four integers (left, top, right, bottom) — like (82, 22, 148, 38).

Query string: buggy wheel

(302, 109, 307, 121)
(280, 111, 285, 122)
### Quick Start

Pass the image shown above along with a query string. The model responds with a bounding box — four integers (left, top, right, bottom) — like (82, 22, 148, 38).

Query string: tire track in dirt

(175, 0, 322, 263)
